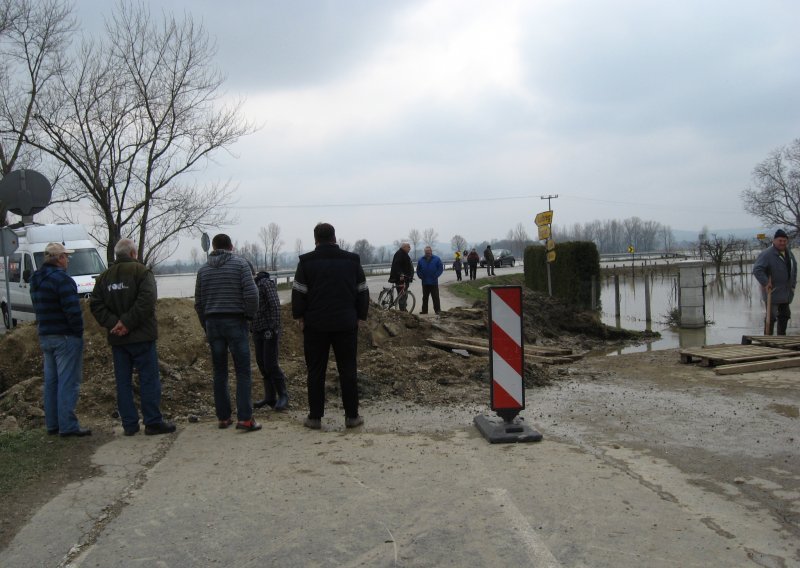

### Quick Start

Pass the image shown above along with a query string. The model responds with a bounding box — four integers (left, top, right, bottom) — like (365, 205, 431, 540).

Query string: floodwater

(599, 264, 799, 353)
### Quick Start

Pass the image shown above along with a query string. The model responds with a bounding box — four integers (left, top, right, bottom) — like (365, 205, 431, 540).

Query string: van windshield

(34, 248, 106, 277)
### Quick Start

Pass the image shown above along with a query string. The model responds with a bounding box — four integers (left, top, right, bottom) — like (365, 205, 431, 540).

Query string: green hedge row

(524, 241, 601, 309)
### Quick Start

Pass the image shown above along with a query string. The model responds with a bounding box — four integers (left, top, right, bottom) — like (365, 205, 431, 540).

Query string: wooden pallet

(740, 335, 800, 350)
(679, 344, 800, 367)
(715, 357, 800, 375)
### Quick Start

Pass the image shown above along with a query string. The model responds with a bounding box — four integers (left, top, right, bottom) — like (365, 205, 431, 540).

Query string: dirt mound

(0, 290, 647, 430)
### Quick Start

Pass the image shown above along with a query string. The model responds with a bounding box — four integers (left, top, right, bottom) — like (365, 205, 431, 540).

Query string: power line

(231, 194, 542, 209)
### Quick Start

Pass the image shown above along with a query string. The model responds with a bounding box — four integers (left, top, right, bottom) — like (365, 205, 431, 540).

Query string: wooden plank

(425, 338, 581, 365)
(715, 357, 800, 375)
(447, 336, 574, 356)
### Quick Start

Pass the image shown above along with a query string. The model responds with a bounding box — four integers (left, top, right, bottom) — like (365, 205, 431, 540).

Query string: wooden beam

(715, 357, 800, 375)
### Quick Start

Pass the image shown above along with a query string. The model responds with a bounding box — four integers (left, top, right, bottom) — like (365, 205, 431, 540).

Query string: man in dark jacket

(388, 242, 414, 311)
(91, 239, 176, 436)
(416, 246, 444, 314)
(252, 271, 289, 410)
(30, 242, 90, 437)
(753, 229, 797, 335)
(292, 223, 369, 430)
(483, 245, 495, 276)
(195, 234, 261, 431)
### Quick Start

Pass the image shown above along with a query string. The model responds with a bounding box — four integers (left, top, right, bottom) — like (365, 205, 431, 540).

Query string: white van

(0, 224, 107, 328)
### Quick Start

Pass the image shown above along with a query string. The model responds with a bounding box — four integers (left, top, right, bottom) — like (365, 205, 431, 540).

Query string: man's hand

(110, 320, 129, 336)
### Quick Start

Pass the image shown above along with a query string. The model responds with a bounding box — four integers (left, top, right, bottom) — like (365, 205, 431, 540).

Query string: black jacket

(389, 248, 413, 283)
(291, 244, 369, 331)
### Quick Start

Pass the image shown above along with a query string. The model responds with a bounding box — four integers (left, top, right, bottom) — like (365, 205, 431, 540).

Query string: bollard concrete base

(474, 414, 543, 444)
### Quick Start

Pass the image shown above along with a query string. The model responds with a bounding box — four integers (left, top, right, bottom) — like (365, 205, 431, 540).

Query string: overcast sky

(73, 0, 800, 257)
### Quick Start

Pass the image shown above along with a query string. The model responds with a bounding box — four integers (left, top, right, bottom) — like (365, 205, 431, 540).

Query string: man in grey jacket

(195, 234, 261, 431)
(753, 229, 797, 335)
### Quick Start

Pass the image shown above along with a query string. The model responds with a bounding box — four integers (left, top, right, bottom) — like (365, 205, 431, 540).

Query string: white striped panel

(491, 291, 522, 346)
(492, 350, 523, 405)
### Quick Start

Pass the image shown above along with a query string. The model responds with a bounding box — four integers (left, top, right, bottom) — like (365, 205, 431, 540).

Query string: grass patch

(449, 273, 525, 302)
(0, 430, 68, 495)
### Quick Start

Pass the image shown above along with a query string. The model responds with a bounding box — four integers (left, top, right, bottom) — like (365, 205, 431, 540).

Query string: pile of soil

(0, 289, 652, 430)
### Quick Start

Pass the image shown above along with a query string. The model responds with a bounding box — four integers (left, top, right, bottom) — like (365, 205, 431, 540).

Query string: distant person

(195, 234, 261, 431)
(467, 248, 480, 280)
(29, 243, 90, 437)
(292, 222, 369, 430)
(753, 229, 797, 335)
(90, 239, 176, 436)
(251, 270, 289, 411)
(453, 252, 463, 281)
(416, 246, 444, 315)
(484, 245, 495, 276)
(389, 242, 414, 311)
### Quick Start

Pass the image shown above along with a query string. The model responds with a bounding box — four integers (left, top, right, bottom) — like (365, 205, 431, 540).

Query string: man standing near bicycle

(389, 242, 414, 311)
(416, 246, 444, 315)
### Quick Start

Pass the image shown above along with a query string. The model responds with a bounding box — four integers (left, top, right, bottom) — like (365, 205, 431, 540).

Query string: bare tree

(28, 3, 253, 264)
(262, 222, 283, 271)
(294, 238, 303, 259)
(352, 239, 374, 264)
(407, 228, 421, 259)
(337, 238, 351, 251)
(422, 227, 438, 249)
(509, 223, 529, 257)
(699, 234, 744, 273)
(742, 139, 800, 237)
(189, 247, 199, 269)
(658, 225, 675, 252)
(0, 0, 74, 225)
(450, 234, 467, 254)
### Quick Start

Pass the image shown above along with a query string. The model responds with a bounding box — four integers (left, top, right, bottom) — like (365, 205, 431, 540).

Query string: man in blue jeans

(195, 234, 261, 431)
(30, 242, 90, 437)
(91, 238, 176, 436)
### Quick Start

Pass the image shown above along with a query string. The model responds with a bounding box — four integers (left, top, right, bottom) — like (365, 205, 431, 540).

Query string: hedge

(524, 241, 601, 309)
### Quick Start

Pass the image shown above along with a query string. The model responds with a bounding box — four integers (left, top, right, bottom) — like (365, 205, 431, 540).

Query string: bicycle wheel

(403, 290, 416, 314)
(378, 289, 393, 310)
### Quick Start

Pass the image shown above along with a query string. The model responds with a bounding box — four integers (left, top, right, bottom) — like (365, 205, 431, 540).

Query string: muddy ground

(0, 289, 648, 431)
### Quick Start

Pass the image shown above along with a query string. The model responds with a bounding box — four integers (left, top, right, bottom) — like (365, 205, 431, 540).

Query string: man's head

(424, 246, 432, 258)
(774, 229, 789, 252)
(314, 223, 336, 245)
(400, 243, 411, 253)
(114, 238, 137, 260)
(212, 233, 233, 251)
(44, 242, 74, 268)
(486, 245, 491, 249)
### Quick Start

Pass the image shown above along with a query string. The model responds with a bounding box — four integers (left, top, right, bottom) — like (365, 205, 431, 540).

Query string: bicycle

(378, 278, 416, 314)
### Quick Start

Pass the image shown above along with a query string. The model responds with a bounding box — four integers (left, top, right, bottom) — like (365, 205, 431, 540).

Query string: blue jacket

(416, 254, 443, 285)
(29, 263, 84, 337)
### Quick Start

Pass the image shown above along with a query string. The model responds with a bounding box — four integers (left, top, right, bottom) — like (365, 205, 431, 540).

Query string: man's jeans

(112, 341, 164, 430)
(205, 318, 253, 421)
(39, 334, 84, 433)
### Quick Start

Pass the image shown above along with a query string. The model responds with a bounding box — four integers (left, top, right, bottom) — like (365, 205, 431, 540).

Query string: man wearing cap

(29, 243, 90, 437)
(753, 229, 797, 335)
(90, 238, 176, 436)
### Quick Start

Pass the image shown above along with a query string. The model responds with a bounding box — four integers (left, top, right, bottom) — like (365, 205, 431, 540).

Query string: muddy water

(600, 264, 799, 353)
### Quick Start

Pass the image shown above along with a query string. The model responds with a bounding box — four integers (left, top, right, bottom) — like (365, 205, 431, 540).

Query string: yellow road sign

(756, 233, 766, 240)
(538, 225, 551, 240)
(627, 245, 635, 253)
(546, 251, 556, 263)
(546, 238, 555, 251)
(535, 210, 553, 226)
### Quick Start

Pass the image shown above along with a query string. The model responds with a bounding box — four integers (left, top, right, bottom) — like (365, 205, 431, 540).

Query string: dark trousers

(303, 328, 359, 419)
(768, 303, 791, 335)
(468, 264, 477, 280)
(455, 268, 462, 281)
(421, 284, 441, 314)
(253, 330, 287, 401)
(486, 263, 495, 276)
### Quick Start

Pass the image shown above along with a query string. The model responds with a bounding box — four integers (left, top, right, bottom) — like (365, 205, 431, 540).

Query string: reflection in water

(600, 263, 798, 354)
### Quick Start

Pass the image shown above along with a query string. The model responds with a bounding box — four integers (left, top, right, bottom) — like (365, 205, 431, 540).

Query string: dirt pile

(0, 289, 648, 430)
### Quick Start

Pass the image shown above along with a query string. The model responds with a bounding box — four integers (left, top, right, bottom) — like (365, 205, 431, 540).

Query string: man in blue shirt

(416, 246, 444, 315)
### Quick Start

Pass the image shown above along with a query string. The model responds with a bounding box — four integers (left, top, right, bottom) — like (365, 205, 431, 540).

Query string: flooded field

(599, 264, 798, 353)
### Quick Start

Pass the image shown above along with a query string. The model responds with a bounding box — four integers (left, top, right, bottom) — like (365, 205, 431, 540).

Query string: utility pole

(540, 195, 558, 296)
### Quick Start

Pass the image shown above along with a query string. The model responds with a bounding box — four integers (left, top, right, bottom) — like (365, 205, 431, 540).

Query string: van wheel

(2, 303, 10, 329)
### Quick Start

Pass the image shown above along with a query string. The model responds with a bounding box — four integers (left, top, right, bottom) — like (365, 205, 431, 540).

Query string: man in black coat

(389, 242, 414, 311)
(292, 223, 369, 429)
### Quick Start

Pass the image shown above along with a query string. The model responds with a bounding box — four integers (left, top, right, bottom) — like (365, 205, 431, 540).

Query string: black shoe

(303, 416, 322, 430)
(345, 416, 364, 428)
(253, 398, 276, 409)
(60, 427, 92, 437)
(274, 393, 289, 411)
(145, 422, 176, 436)
(47, 428, 59, 436)
(124, 425, 140, 436)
